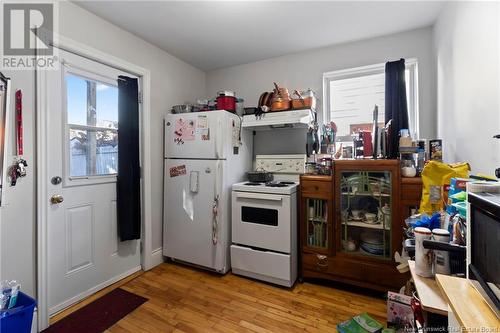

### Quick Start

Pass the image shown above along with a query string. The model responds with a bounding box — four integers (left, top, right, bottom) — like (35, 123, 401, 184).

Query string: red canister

(216, 91, 236, 112)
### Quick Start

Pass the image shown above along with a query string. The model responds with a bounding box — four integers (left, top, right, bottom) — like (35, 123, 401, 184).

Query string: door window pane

(66, 75, 87, 127)
(69, 128, 88, 177)
(66, 73, 118, 178)
(96, 83, 118, 129)
(69, 129, 118, 177)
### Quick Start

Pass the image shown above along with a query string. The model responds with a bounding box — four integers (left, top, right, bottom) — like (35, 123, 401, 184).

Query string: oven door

(232, 190, 291, 253)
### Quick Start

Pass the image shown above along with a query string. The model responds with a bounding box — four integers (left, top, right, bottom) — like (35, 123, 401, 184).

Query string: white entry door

(46, 49, 141, 315)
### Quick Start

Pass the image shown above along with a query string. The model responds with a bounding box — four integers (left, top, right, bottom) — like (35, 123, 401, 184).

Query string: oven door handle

(236, 192, 283, 201)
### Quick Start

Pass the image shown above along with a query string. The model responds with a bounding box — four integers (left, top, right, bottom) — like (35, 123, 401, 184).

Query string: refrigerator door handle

(212, 160, 223, 245)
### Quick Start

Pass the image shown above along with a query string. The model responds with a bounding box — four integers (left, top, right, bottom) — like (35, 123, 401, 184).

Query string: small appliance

(231, 154, 306, 287)
(467, 190, 500, 319)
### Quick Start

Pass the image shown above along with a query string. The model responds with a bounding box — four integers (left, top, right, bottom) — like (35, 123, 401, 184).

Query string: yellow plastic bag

(419, 161, 470, 214)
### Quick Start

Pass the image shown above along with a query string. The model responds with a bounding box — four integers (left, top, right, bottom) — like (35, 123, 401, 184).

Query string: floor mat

(43, 288, 147, 333)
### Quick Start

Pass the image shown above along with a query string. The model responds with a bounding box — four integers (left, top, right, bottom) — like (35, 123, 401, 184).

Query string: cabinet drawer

(401, 186, 422, 201)
(301, 181, 332, 195)
(302, 252, 331, 272)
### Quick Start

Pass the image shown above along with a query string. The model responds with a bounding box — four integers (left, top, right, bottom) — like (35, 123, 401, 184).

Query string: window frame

(322, 58, 419, 140)
(62, 63, 119, 187)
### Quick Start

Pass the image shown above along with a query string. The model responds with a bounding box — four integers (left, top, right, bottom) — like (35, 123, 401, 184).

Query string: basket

(0, 292, 36, 333)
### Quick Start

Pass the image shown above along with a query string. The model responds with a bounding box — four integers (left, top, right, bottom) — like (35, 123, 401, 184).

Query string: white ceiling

(75, 1, 445, 71)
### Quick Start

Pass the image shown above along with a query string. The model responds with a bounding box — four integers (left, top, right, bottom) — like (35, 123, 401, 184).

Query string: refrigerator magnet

(169, 165, 187, 178)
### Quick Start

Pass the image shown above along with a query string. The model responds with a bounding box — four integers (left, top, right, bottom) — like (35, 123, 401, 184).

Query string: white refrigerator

(163, 110, 252, 273)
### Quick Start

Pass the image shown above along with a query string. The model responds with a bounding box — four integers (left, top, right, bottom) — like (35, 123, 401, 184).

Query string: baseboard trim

(149, 247, 164, 269)
(49, 265, 142, 316)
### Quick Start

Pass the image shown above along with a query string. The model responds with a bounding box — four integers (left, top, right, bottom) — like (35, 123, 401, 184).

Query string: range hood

(242, 109, 314, 131)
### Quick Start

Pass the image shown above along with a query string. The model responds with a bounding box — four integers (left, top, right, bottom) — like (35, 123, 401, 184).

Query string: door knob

(50, 195, 64, 204)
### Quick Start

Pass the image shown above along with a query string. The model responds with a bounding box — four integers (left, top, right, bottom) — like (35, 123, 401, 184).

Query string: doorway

(36, 39, 153, 331)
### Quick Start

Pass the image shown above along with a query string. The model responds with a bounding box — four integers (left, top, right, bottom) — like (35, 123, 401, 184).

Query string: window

(323, 59, 418, 140)
(66, 73, 118, 178)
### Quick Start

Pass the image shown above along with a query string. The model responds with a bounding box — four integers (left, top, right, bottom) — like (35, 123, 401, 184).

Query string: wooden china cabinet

(299, 175, 335, 274)
(299, 160, 409, 291)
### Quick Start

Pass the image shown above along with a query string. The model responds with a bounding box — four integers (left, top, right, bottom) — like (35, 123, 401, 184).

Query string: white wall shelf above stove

(242, 109, 314, 131)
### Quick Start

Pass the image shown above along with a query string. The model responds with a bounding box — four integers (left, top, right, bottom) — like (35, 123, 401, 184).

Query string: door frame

(36, 34, 155, 330)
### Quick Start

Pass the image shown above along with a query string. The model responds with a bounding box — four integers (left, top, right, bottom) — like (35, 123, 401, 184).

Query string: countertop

(436, 274, 499, 332)
(408, 260, 448, 316)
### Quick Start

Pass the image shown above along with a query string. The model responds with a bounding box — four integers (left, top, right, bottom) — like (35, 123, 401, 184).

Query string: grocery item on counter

(399, 129, 412, 148)
(419, 161, 470, 214)
(414, 227, 433, 277)
(429, 139, 443, 161)
(432, 228, 451, 275)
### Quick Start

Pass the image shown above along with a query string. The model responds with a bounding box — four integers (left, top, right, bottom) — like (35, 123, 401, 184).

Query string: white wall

(207, 27, 436, 155)
(433, 1, 500, 175)
(0, 2, 206, 297)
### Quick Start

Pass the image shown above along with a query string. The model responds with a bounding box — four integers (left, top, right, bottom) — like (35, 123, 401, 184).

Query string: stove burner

(244, 182, 262, 186)
(279, 181, 296, 185)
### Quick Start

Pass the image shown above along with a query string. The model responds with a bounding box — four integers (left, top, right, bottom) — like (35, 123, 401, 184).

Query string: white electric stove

(230, 154, 306, 287)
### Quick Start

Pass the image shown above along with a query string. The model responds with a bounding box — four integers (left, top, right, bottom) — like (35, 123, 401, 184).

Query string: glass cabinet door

(306, 198, 329, 249)
(339, 171, 392, 259)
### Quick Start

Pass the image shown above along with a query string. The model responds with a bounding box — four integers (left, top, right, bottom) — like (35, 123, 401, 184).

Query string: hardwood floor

(58, 262, 388, 332)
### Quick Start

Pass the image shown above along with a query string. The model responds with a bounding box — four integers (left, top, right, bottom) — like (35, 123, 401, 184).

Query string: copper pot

(270, 98, 291, 111)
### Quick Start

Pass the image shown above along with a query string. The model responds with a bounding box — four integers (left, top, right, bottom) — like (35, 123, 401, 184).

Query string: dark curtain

(117, 76, 141, 241)
(385, 58, 409, 159)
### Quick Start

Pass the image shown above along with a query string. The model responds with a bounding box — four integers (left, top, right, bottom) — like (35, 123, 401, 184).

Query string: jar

(399, 129, 412, 148)
(401, 159, 417, 177)
(414, 227, 433, 277)
(432, 228, 451, 275)
(305, 162, 316, 174)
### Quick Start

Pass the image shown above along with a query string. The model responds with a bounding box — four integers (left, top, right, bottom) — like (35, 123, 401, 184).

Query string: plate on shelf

(359, 246, 385, 256)
(360, 231, 384, 245)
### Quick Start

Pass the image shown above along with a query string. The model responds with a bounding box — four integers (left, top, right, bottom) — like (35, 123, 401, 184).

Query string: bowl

(171, 104, 192, 114)
(351, 209, 363, 219)
(365, 213, 378, 223)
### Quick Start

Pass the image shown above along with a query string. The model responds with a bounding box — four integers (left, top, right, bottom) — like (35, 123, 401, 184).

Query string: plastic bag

(419, 161, 470, 214)
(0, 280, 20, 310)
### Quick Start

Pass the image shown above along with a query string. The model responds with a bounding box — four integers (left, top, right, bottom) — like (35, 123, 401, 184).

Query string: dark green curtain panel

(117, 76, 141, 241)
(385, 58, 409, 159)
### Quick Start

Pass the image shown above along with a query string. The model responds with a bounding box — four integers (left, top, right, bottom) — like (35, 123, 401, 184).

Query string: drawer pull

(316, 254, 328, 268)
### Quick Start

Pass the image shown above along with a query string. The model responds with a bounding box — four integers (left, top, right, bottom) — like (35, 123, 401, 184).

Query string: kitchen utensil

(171, 104, 192, 114)
(313, 128, 320, 154)
(306, 130, 314, 157)
(350, 209, 363, 219)
(244, 107, 257, 115)
(372, 105, 379, 159)
(270, 98, 291, 111)
(291, 89, 317, 110)
(273, 82, 290, 99)
(364, 212, 377, 223)
(216, 90, 236, 112)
